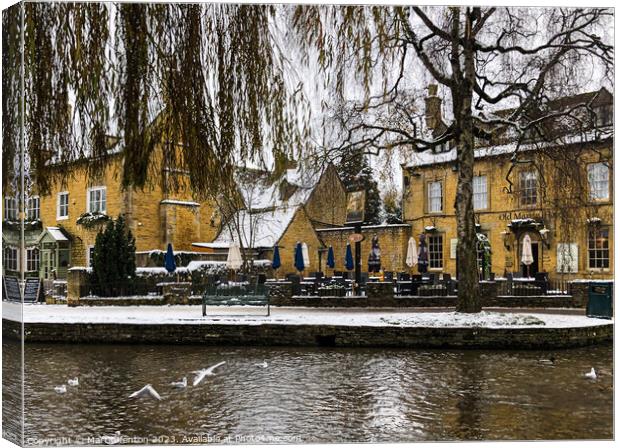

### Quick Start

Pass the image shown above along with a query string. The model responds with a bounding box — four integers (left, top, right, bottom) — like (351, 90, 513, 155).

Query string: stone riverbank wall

(2, 318, 613, 349)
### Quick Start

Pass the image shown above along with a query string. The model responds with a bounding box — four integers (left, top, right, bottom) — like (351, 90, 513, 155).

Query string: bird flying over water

(193, 361, 226, 386)
(129, 384, 162, 400)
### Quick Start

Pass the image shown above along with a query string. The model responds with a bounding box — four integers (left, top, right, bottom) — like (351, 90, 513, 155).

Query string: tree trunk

(453, 7, 481, 313)
(454, 124, 481, 313)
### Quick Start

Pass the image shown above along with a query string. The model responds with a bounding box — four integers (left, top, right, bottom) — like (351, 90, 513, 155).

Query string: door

(521, 242, 539, 277)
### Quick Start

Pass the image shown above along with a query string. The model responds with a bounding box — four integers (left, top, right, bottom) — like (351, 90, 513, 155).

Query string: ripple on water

(5, 343, 611, 444)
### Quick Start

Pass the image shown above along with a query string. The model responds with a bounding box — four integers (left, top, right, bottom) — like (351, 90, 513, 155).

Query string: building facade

(402, 88, 613, 280)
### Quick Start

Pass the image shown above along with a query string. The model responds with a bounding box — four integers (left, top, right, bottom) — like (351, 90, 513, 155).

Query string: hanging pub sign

(345, 190, 366, 224)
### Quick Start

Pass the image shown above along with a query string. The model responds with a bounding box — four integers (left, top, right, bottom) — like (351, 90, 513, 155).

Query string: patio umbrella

(345, 242, 354, 271)
(302, 243, 310, 270)
(406, 237, 418, 269)
(227, 243, 243, 271)
(294, 242, 305, 273)
(521, 233, 534, 277)
(326, 246, 335, 269)
(164, 242, 177, 275)
(272, 245, 281, 279)
(405, 237, 418, 268)
(417, 234, 429, 274)
(367, 235, 381, 273)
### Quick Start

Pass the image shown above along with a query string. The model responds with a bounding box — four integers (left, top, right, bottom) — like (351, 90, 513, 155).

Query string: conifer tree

(92, 215, 136, 296)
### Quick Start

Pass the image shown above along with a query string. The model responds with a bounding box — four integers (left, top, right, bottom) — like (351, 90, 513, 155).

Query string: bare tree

(294, 6, 613, 312)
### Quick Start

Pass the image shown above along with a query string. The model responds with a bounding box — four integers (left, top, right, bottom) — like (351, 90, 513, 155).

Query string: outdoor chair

(342, 271, 350, 280)
(334, 271, 343, 277)
(534, 272, 550, 295)
(384, 271, 394, 281)
(398, 272, 411, 281)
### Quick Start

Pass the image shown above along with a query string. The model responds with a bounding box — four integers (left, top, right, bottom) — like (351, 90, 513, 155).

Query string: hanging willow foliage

(2, 3, 307, 198)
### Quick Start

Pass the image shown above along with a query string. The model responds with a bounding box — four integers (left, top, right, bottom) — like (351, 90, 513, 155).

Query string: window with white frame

(3, 246, 18, 271)
(428, 235, 443, 269)
(57, 192, 69, 219)
(588, 227, 610, 269)
(4, 197, 17, 221)
(26, 248, 40, 272)
(27, 196, 40, 220)
(587, 163, 609, 201)
(519, 171, 538, 207)
(473, 175, 488, 210)
(88, 187, 107, 213)
(427, 181, 443, 213)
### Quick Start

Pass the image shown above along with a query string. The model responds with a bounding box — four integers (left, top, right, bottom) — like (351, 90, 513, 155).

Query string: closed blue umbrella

(294, 242, 305, 273)
(272, 245, 281, 270)
(326, 246, 335, 269)
(164, 243, 176, 273)
(345, 243, 354, 271)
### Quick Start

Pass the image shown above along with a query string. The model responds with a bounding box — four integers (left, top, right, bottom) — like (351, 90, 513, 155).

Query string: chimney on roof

(425, 84, 443, 131)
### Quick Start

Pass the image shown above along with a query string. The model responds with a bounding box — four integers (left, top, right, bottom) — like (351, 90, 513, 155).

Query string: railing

(497, 278, 570, 296)
(202, 282, 269, 316)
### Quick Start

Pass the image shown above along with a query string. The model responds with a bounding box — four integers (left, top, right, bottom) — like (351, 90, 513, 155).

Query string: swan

(170, 377, 187, 388)
(254, 361, 268, 368)
(68, 377, 79, 387)
(129, 384, 162, 400)
(585, 368, 597, 380)
(193, 361, 226, 386)
(54, 385, 67, 394)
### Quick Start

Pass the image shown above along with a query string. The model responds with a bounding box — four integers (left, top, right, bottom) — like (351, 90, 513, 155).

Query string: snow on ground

(2, 302, 611, 329)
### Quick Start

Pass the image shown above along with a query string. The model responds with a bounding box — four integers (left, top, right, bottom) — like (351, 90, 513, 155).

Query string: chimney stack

(425, 84, 443, 131)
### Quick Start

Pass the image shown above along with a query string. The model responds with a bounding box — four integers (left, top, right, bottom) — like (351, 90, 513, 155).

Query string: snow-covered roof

(38, 227, 68, 242)
(404, 126, 613, 168)
(191, 242, 234, 250)
(236, 166, 322, 210)
(212, 206, 299, 249)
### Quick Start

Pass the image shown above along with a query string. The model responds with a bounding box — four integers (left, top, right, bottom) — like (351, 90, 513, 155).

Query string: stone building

(193, 163, 348, 273)
(402, 87, 613, 280)
(2, 143, 219, 280)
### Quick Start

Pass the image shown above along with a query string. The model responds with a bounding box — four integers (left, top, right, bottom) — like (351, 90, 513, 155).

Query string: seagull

(129, 384, 162, 400)
(101, 431, 122, 445)
(539, 357, 556, 365)
(585, 368, 597, 380)
(68, 377, 79, 387)
(193, 361, 226, 386)
(170, 377, 187, 389)
(54, 385, 67, 394)
(254, 361, 268, 368)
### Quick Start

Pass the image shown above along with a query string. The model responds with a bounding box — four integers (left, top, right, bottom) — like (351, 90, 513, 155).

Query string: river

(3, 341, 613, 444)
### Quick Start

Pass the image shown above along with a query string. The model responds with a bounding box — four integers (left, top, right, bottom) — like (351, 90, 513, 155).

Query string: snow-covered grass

(2, 302, 611, 329)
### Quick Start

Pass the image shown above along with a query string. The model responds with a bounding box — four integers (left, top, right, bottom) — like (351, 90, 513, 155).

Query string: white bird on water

(68, 377, 79, 387)
(170, 377, 187, 389)
(254, 361, 268, 368)
(102, 431, 122, 445)
(129, 384, 162, 400)
(193, 361, 226, 386)
(585, 368, 597, 380)
(54, 385, 67, 394)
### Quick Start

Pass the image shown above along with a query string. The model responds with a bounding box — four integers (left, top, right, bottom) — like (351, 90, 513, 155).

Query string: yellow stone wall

(317, 225, 412, 274)
(36, 146, 219, 267)
(275, 207, 323, 274)
(402, 146, 613, 280)
(304, 164, 347, 227)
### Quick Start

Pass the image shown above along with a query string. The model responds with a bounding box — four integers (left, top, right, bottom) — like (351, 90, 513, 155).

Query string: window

(27, 196, 40, 220)
(588, 163, 609, 201)
(26, 248, 40, 272)
(3, 246, 18, 271)
(88, 187, 107, 213)
(427, 181, 443, 213)
(588, 228, 609, 269)
(57, 192, 69, 219)
(428, 235, 443, 269)
(473, 175, 488, 210)
(87, 246, 95, 267)
(4, 197, 17, 221)
(519, 171, 538, 207)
